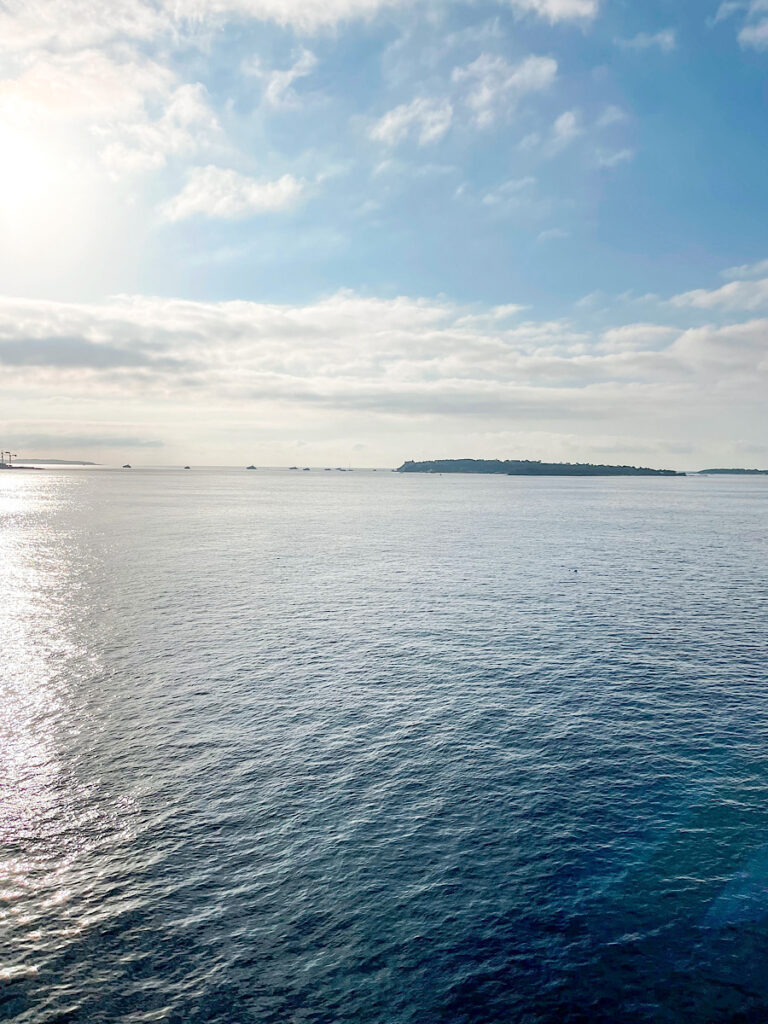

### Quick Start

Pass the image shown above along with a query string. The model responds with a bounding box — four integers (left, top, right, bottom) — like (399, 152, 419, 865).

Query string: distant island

(698, 468, 768, 475)
(396, 459, 683, 477)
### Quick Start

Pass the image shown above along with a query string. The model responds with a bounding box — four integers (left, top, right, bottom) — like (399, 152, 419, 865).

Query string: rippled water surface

(1, 469, 767, 1023)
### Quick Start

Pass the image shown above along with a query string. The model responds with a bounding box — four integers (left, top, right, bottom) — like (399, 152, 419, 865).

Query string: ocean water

(1, 468, 767, 1024)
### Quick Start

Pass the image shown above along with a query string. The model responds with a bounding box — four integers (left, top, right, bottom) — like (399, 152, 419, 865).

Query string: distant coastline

(396, 459, 684, 477)
(697, 468, 768, 475)
(1, 457, 98, 470)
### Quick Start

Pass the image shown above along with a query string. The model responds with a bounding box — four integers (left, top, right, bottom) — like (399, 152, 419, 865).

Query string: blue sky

(0, 0, 766, 467)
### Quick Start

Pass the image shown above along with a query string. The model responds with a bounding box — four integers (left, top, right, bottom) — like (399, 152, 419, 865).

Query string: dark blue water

(1, 470, 767, 1023)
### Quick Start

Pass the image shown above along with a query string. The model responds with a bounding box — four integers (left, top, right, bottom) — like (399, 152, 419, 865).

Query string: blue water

(1, 469, 767, 1023)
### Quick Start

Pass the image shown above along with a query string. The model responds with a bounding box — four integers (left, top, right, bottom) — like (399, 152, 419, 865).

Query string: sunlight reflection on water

(0, 474, 138, 990)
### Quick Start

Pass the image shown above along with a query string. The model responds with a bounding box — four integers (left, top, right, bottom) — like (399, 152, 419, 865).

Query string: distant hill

(396, 459, 683, 477)
(698, 468, 768, 474)
(15, 458, 98, 465)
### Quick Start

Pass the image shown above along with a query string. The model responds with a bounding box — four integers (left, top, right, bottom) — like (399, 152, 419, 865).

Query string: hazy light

(0, 118, 122, 294)
(0, 123, 61, 213)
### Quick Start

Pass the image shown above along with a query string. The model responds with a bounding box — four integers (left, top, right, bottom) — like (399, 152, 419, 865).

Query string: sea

(1, 468, 767, 1024)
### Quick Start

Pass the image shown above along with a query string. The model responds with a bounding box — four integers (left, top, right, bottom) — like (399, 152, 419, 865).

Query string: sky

(0, 0, 766, 469)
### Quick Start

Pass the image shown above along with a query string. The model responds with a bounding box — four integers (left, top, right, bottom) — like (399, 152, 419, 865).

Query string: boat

(122, 464, 131, 469)
(184, 465, 191, 470)
(246, 465, 257, 470)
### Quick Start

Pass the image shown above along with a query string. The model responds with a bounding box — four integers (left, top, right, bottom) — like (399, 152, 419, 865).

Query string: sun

(0, 122, 60, 213)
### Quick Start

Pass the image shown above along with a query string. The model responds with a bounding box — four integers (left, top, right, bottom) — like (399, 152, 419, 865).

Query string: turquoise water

(1, 469, 767, 1023)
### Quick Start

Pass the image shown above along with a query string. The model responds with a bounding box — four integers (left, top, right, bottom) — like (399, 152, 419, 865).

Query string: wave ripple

(1, 471, 767, 1023)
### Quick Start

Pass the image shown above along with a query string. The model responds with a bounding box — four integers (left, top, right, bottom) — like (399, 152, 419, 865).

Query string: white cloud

(0, 289, 763, 407)
(599, 324, 678, 351)
(0, 49, 220, 177)
(0, 0, 410, 48)
(160, 166, 305, 221)
(452, 54, 557, 128)
(722, 258, 768, 280)
(739, 18, 768, 45)
(178, 0, 412, 31)
(0, 0, 168, 53)
(552, 109, 582, 145)
(596, 105, 626, 128)
(616, 29, 677, 52)
(0, 285, 765, 468)
(0, 0, 603, 51)
(523, 104, 631, 164)
(374, 55, 559, 151)
(100, 83, 220, 176)
(245, 47, 318, 108)
(369, 97, 453, 146)
(481, 176, 536, 206)
(712, 2, 744, 25)
(595, 147, 635, 168)
(670, 277, 768, 311)
(670, 318, 768, 374)
(503, 0, 600, 22)
(537, 227, 569, 242)
(711, 0, 768, 47)
(0, 49, 172, 122)
(520, 108, 582, 157)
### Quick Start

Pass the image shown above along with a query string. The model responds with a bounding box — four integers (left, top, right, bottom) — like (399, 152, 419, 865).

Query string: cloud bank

(0, 269, 765, 466)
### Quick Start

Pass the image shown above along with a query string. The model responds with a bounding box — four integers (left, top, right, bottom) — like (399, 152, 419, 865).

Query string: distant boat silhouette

(289, 466, 298, 470)
(303, 467, 310, 471)
(184, 465, 191, 470)
(246, 465, 257, 470)
(122, 464, 131, 469)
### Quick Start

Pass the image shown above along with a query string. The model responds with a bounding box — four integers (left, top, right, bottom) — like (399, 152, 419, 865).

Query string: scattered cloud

(711, 0, 768, 48)
(670, 276, 768, 311)
(739, 18, 768, 46)
(159, 167, 306, 221)
(520, 108, 582, 156)
(99, 83, 220, 176)
(711, 2, 744, 25)
(503, 0, 600, 23)
(552, 109, 582, 146)
(595, 147, 635, 168)
(0, 0, 604, 52)
(0, 49, 172, 121)
(244, 47, 318, 108)
(616, 29, 677, 52)
(0, 0, 412, 48)
(0, 0, 169, 53)
(481, 176, 537, 206)
(369, 97, 453, 146)
(596, 105, 627, 128)
(0, 48, 220, 178)
(721, 257, 768, 280)
(452, 53, 558, 128)
(537, 227, 569, 241)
